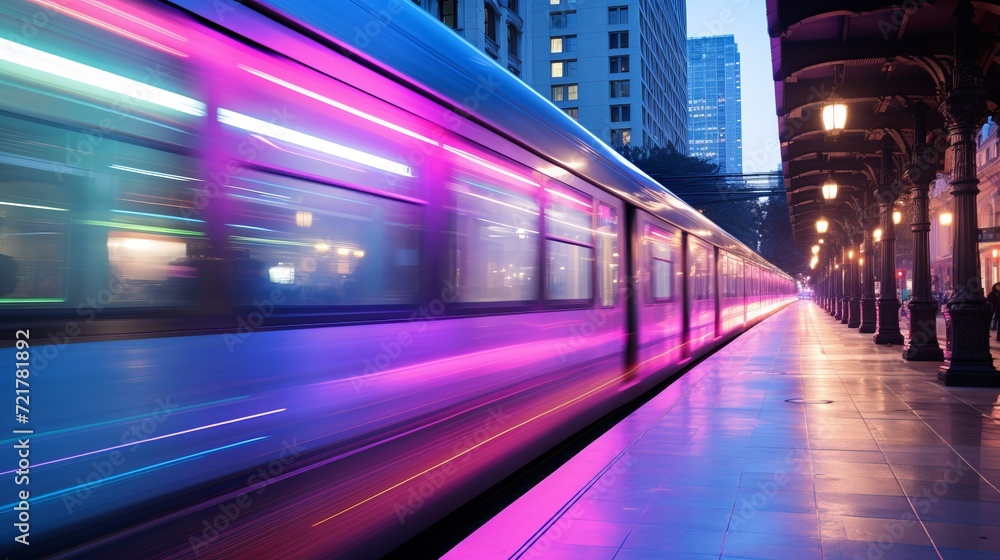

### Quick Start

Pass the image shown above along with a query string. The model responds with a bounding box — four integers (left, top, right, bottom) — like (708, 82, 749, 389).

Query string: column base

(939, 296, 997, 384)
(840, 296, 850, 324)
(874, 298, 904, 345)
(859, 296, 877, 333)
(848, 297, 861, 328)
(903, 300, 943, 361)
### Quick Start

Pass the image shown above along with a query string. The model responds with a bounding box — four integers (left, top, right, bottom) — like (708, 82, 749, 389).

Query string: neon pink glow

(28, 0, 188, 57)
(444, 145, 540, 188)
(239, 65, 438, 146)
(545, 187, 591, 209)
(0, 408, 285, 475)
(82, 0, 189, 42)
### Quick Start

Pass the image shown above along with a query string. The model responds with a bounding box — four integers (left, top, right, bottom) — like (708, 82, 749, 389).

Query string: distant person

(989, 283, 1000, 331)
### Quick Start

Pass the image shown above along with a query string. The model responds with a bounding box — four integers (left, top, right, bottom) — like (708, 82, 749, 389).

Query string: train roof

(166, 0, 790, 277)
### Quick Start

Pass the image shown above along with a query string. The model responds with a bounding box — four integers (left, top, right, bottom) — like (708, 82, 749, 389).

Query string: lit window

(609, 55, 629, 74)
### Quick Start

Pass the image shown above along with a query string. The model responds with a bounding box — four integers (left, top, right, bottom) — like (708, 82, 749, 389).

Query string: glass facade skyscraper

(687, 35, 742, 173)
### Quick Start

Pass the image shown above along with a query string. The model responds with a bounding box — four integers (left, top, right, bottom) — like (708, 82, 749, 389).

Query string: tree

(618, 144, 760, 251)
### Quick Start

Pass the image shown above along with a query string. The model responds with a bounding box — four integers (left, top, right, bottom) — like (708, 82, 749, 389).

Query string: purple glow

(545, 187, 591, 209)
(28, 0, 188, 57)
(445, 145, 540, 187)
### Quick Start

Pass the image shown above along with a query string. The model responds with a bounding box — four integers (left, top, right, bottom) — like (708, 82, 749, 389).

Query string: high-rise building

(412, 0, 531, 81)
(687, 35, 742, 173)
(529, 0, 688, 151)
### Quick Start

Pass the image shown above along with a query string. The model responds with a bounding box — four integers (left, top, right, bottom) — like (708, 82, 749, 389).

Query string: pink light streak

(28, 0, 188, 58)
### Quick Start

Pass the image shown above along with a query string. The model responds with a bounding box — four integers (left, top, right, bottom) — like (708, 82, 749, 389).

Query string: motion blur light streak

(0, 408, 286, 475)
(545, 187, 592, 209)
(444, 145, 540, 187)
(75, 219, 201, 237)
(27, 0, 188, 57)
(0, 37, 205, 115)
(81, 0, 189, 42)
(217, 108, 413, 177)
(109, 164, 199, 181)
(110, 209, 204, 223)
(311, 369, 630, 528)
(2, 437, 269, 510)
(239, 64, 439, 146)
(0, 200, 68, 212)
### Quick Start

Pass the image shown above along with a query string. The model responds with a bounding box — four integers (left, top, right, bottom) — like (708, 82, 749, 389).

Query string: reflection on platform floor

(447, 301, 1000, 560)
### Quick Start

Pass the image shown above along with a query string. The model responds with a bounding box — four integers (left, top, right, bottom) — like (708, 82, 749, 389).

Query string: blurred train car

(0, 0, 794, 558)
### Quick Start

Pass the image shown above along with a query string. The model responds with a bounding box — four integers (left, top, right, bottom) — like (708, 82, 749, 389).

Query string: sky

(686, 0, 781, 173)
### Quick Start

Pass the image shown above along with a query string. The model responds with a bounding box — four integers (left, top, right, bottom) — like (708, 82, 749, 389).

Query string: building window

(610, 80, 630, 98)
(609, 55, 629, 74)
(608, 6, 628, 24)
(611, 105, 631, 122)
(550, 35, 577, 53)
(551, 60, 577, 78)
(440, 0, 458, 28)
(551, 84, 578, 102)
(611, 128, 631, 147)
(550, 11, 576, 28)
(609, 31, 629, 49)
(507, 0, 518, 12)
(563, 107, 578, 119)
(507, 24, 520, 57)
(484, 3, 498, 42)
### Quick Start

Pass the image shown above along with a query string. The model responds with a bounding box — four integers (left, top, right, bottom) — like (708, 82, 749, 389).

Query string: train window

(688, 238, 714, 301)
(545, 185, 593, 300)
(597, 205, 619, 307)
(647, 224, 679, 302)
(0, 114, 207, 308)
(448, 168, 538, 302)
(226, 172, 421, 306)
(0, 165, 71, 304)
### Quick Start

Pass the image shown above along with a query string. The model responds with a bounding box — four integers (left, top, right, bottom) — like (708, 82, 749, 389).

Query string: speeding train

(0, 0, 794, 558)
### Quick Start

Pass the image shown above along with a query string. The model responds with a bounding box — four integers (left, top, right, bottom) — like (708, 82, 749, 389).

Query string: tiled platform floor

(444, 301, 1000, 560)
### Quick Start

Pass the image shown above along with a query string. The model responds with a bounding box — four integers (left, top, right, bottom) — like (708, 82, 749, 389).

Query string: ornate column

(874, 139, 905, 344)
(841, 245, 850, 324)
(834, 256, 844, 320)
(903, 107, 944, 361)
(860, 191, 878, 332)
(938, 0, 998, 384)
(848, 240, 862, 328)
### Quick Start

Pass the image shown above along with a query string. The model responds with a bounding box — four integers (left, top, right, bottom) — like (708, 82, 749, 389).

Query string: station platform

(443, 301, 1000, 560)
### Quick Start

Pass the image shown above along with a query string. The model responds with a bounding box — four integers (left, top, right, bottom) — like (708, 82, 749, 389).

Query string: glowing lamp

(873, 228, 882, 242)
(816, 218, 829, 233)
(993, 249, 998, 258)
(821, 178, 838, 200)
(822, 102, 847, 132)
(295, 211, 313, 228)
(939, 212, 953, 226)
(811, 245, 820, 254)
(893, 210, 902, 225)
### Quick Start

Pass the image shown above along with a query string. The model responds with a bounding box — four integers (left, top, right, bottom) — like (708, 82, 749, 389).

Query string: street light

(822, 98, 848, 133)
(822, 177, 838, 200)
(893, 210, 902, 225)
(811, 245, 820, 254)
(817, 218, 829, 233)
(873, 228, 882, 242)
(939, 212, 953, 226)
